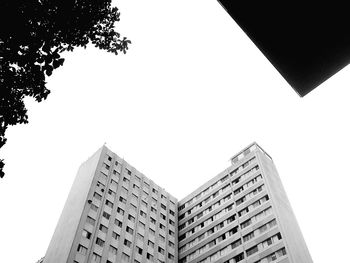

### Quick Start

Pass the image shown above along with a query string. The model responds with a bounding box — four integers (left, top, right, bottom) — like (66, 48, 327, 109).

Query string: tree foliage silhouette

(0, 0, 131, 178)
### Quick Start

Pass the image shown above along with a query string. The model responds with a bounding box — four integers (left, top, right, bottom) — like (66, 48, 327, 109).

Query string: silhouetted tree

(0, 0, 131, 178)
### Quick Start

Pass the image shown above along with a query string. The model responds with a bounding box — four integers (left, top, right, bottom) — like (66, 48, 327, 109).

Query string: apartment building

(177, 143, 313, 263)
(43, 143, 312, 263)
(44, 146, 178, 263)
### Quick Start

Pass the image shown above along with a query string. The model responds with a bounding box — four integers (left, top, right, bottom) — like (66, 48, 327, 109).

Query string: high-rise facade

(44, 146, 178, 263)
(177, 143, 313, 263)
(44, 143, 312, 263)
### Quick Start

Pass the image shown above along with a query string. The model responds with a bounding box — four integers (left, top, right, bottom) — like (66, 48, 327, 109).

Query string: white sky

(1, 0, 349, 262)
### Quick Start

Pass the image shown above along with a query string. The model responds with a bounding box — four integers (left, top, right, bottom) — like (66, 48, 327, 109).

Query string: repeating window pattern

(179, 192, 233, 229)
(238, 195, 269, 217)
(179, 214, 237, 253)
(246, 233, 282, 257)
(179, 156, 257, 212)
(254, 248, 287, 263)
(183, 238, 242, 263)
(179, 165, 260, 227)
(236, 184, 265, 206)
(240, 207, 273, 229)
(243, 219, 277, 242)
(179, 203, 234, 240)
(183, 225, 242, 262)
(77, 154, 177, 263)
(74, 150, 290, 263)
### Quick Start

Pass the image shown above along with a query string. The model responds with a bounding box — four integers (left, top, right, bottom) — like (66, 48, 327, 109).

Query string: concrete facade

(44, 146, 178, 263)
(44, 143, 312, 263)
(177, 143, 313, 263)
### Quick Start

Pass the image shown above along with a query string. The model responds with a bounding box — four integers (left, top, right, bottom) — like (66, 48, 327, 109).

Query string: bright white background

(1, 0, 349, 262)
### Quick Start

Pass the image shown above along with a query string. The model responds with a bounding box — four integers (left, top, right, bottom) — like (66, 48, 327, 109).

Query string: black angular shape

(217, 2, 350, 97)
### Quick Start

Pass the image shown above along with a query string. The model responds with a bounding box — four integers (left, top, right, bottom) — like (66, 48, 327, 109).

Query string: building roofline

(229, 142, 273, 163)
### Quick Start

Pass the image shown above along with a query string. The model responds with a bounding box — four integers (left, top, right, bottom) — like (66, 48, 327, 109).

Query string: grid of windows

(177, 147, 292, 263)
(77, 153, 178, 263)
(254, 248, 287, 263)
(69, 147, 298, 263)
(179, 202, 234, 240)
(179, 157, 257, 212)
(179, 214, 237, 253)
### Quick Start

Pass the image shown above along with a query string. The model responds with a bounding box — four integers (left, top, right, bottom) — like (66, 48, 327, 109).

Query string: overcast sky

(1, 1, 350, 262)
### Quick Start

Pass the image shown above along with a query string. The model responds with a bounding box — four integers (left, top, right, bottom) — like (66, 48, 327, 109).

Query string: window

(77, 244, 87, 255)
(103, 211, 111, 220)
(148, 240, 154, 248)
(123, 177, 130, 183)
(241, 219, 251, 229)
(104, 163, 110, 170)
(126, 169, 132, 175)
(126, 226, 134, 235)
(93, 192, 102, 201)
(96, 237, 105, 247)
(108, 189, 116, 197)
(256, 248, 286, 263)
(168, 253, 174, 260)
(169, 230, 174, 237)
(137, 246, 143, 255)
(169, 241, 174, 248)
(151, 207, 157, 213)
(160, 213, 166, 220)
(128, 214, 135, 223)
(159, 234, 165, 242)
(149, 228, 155, 236)
(99, 224, 108, 233)
(152, 188, 158, 194)
(243, 232, 254, 242)
(86, 216, 96, 226)
(158, 247, 165, 255)
(161, 204, 166, 210)
(261, 233, 282, 249)
(159, 223, 165, 230)
(97, 181, 105, 188)
(122, 252, 130, 262)
(117, 207, 125, 215)
(124, 238, 132, 247)
(112, 232, 120, 241)
(140, 210, 146, 218)
(224, 253, 244, 263)
(246, 245, 258, 257)
(137, 233, 144, 241)
(133, 184, 139, 190)
(82, 229, 91, 239)
(115, 219, 122, 227)
(111, 178, 118, 187)
(169, 210, 175, 216)
(109, 245, 118, 255)
(119, 196, 127, 204)
(150, 217, 156, 224)
(90, 203, 98, 212)
(92, 253, 101, 263)
(146, 253, 153, 260)
(105, 200, 113, 209)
